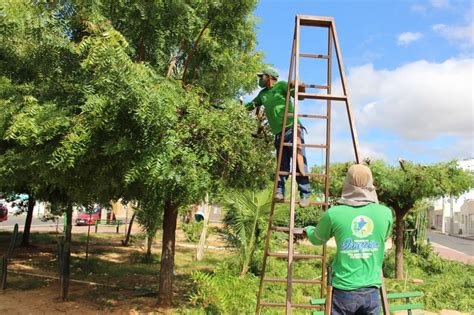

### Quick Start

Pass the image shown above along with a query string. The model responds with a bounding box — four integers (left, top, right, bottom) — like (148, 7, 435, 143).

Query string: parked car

(75, 206, 101, 226)
(0, 203, 8, 222)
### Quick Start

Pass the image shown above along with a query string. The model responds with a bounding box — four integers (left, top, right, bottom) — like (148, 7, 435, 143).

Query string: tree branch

(181, 18, 213, 86)
(165, 42, 185, 80)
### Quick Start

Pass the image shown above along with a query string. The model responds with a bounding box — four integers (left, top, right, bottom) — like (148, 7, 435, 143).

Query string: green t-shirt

(305, 203, 393, 290)
(245, 81, 301, 135)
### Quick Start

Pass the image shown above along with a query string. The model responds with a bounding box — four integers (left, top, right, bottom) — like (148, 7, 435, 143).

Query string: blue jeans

(274, 126, 311, 199)
(331, 287, 381, 315)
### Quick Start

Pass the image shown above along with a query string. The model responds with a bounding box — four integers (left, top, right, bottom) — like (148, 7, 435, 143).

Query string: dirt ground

(0, 228, 206, 314)
(0, 226, 471, 314)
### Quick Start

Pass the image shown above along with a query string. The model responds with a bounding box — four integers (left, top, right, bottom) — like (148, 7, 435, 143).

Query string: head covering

(337, 164, 379, 207)
(257, 67, 279, 80)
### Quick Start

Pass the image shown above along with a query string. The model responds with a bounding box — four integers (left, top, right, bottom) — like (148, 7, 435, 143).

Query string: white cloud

(410, 4, 426, 14)
(346, 58, 473, 141)
(397, 32, 423, 46)
(432, 22, 474, 47)
(430, 0, 451, 8)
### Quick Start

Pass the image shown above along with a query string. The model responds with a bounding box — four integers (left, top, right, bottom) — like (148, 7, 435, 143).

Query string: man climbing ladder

(305, 164, 393, 314)
(243, 67, 312, 208)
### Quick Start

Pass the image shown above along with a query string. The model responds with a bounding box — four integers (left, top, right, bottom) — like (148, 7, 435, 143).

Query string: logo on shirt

(351, 216, 374, 238)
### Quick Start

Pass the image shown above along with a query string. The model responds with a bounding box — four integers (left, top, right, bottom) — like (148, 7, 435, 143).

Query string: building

(429, 158, 474, 235)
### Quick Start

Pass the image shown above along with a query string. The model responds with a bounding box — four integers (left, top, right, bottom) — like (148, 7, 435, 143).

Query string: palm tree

(221, 187, 281, 277)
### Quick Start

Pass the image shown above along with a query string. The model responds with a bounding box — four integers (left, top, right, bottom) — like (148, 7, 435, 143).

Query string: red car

(0, 204, 8, 222)
(75, 206, 101, 226)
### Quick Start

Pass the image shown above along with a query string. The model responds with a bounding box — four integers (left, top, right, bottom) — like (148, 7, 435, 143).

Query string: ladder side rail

(285, 16, 302, 315)
(255, 27, 298, 315)
(321, 24, 334, 300)
(330, 21, 360, 163)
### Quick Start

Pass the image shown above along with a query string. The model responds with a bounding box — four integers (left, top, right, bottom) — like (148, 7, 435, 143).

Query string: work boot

(275, 193, 284, 202)
(299, 197, 310, 208)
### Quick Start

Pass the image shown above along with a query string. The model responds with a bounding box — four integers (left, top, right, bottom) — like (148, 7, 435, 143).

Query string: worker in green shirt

(243, 67, 312, 208)
(304, 164, 393, 314)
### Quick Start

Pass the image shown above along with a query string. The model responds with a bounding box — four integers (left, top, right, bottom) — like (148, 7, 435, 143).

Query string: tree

(312, 160, 472, 279)
(1, 0, 272, 307)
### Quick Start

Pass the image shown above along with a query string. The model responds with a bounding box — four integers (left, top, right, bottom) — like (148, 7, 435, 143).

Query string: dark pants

(274, 126, 311, 198)
(331, 287, 381, 315)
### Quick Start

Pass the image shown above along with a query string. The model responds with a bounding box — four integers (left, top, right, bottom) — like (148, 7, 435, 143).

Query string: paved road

(427, 230, 474, 256)
(0, 215, 61, 230)
(0, 214, 130, 235)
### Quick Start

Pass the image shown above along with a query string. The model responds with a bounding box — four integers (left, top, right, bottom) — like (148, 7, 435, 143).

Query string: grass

(3, 231, 473, 314)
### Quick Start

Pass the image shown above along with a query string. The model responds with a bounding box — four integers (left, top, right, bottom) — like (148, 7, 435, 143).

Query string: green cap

(257, 67, 279, 80)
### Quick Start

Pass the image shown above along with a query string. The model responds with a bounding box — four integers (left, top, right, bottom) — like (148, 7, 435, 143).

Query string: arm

(288, 80, 306, 99)
(385, 214, 393, 242)
(244, 93, 261, 111)
(304, 211, 332, 246)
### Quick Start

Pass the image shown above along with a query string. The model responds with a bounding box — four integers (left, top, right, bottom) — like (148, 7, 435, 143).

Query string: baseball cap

(257, 67, 279, 79)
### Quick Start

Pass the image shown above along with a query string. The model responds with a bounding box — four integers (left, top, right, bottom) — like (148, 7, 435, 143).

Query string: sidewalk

(430, 242, 474, 264)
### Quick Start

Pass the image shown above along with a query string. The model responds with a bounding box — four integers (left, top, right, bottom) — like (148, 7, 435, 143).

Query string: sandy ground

(0, 225, 471, 314)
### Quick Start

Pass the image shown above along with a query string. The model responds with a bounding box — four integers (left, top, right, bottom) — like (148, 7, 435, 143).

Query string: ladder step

(267, 252, 324, 259)
(299, 92, 347, 101)
(260, 302, 323, 309)
(271, 226, 305, 234)
(288, 113, 328, 119)
(303, 84, 329, 90)
(283, 143, 327, 149)
(299, 53, 329, 59)
(263, 277, 322, 284)
(278, 171, 327, 178)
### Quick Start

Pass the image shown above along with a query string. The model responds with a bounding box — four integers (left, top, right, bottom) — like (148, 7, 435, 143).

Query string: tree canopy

(0, 0, 273, 306)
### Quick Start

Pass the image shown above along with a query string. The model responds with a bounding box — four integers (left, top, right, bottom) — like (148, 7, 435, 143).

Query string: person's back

(305, 164, 393, 315)
(308, 203, 392, 290)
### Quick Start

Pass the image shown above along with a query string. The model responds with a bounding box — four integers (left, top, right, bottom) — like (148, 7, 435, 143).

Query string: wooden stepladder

(255, 15, 361, 314)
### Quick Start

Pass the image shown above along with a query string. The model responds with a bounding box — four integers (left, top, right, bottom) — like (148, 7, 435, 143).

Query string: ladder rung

(267, 252, 324, 259)
(275, 200, 328, 207)
(260, 302, 286, 307)
(260, 301, 323, 309)
(299, 93, 347, 101)
(288, 113, 328, 119)
(278, 171, 327, 178)
(263, 277, 322, 284)
(283, 143, 327, 149)
(303, 84, 329, 90)
(271, 226, 304, 234)
(299, 53, 329, 59)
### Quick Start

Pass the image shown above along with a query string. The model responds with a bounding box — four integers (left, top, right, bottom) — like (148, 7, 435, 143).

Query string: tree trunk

(121, 212, 136, 246)
(65, 203, 73, 243)
(158, 200, 178, 307)
(60, 203, 73, 300)
(21, 197, 36, 246)
(145, 231, 153, 262)
(395, 211, 405, 279)
(196, 194, 210, 261)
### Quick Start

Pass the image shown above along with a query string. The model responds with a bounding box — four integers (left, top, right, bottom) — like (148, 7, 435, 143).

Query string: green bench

(94, 219, 122, 233)
(387, 291, 424, 314)
(310, 298, 325, 315)
(311, 291, 424, 315)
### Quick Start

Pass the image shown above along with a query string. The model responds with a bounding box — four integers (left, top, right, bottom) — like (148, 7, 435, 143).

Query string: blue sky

(247, 0, 473, 165)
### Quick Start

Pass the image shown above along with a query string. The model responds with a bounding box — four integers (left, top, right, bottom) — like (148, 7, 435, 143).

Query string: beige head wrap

(337, 164, 378, 206)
